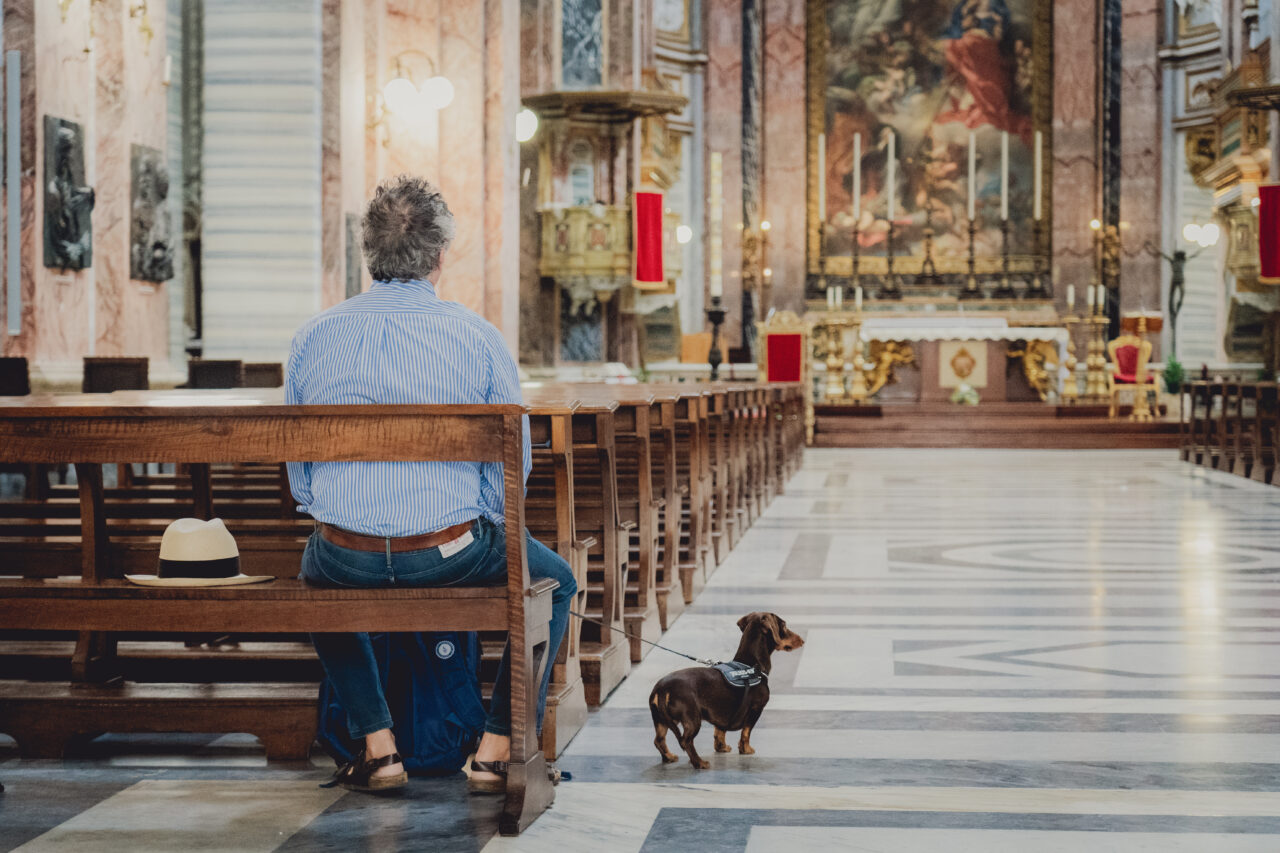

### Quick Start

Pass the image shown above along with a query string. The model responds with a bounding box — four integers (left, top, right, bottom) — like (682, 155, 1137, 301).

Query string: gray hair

(361, 175, 456, 282)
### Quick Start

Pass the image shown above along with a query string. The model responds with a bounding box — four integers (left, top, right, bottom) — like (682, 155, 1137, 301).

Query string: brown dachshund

(648, 612, 803, 768)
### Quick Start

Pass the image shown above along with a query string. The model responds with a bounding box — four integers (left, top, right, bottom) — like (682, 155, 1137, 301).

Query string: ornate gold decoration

(1006, 339, 1060, 402)
(1184, 126, 1216, 178)
(1060, 316, 1080, 403)
(864, 341, 915, 397)
(949, 347, 977, 380)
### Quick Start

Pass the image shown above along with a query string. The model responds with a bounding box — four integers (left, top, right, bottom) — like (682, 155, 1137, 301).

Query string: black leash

(568, 609, 716, 667)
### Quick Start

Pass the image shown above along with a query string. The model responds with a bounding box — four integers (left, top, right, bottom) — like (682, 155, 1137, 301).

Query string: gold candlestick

(1130, 315, 1153, 422)
(823, 322, 847, 403)
(848, 314, 869, 403)
(1060, 314, 1080, 403)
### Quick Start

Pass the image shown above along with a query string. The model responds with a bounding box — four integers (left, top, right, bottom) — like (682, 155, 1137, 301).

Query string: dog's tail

(649, 688, 678, 735)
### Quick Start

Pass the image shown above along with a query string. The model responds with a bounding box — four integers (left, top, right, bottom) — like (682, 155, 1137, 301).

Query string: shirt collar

(372, 278, 438, 298)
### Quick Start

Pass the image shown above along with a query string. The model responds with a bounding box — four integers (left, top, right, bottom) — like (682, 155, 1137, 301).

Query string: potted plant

(1163, 356, 1186, 419)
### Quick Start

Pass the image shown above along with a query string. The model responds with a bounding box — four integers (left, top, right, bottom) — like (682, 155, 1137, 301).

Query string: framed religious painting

(805, 0, 1052, 288)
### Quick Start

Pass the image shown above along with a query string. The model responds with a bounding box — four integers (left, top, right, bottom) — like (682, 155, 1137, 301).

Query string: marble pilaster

(1118, 0, 1162, 328)
(762, 0, 805, 315)
(706, 0, 744, 346)
(439, 0, 485, 316)
(1052, 0, 1100, 317)
(96, 0, 171, 365)
(320, 0, 343, 309)
(481, 0, 521, 351)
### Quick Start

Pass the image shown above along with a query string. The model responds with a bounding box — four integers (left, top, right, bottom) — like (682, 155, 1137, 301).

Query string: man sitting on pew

(285, 175, 576, 793)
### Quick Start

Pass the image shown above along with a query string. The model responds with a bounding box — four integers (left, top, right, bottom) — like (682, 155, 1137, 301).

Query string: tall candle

(709, 152, 723, 297)
(1000, 131, 1009, 221)
(1033, 130, 1043, 221)
(827, 286, 835, 310)
(855, 285, 863, 312)
(817, 133, 827, 223)
(967, 132, 976, 220)
(853, 133, 861, 219)
(1066, 284, 1075, 311)
(887, 131, 896, 222)
(1087, 284, 1095, 309)
(835, 286, 844, 310)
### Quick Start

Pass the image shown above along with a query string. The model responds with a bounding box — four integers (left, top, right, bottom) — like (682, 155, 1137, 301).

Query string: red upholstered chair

(1107, 334, 1155, 418)
(757, 311, 813, 444)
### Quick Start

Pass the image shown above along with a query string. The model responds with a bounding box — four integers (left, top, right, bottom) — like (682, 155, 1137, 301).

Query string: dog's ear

(764, 614, 786, 648)
(767, 613, 804, 651)
(737, 613, 757, 632)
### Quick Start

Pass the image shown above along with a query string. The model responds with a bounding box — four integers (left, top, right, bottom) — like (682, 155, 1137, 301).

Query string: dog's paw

(691, 758, 710, 769)
(660, 753, 679, 764)
(714, 742, 732, 753)
(738, 744, 755, 755)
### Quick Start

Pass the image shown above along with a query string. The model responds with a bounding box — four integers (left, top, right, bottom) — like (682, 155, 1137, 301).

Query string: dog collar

(712, 660, 763, 689)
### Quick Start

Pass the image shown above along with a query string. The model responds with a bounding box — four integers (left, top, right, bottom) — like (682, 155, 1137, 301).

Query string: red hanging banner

(634, 191, 664, 287)
(1260, 184, 1280, 284)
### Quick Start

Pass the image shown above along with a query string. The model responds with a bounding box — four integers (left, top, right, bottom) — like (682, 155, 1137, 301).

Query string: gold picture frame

(805, 0, 1053, 278)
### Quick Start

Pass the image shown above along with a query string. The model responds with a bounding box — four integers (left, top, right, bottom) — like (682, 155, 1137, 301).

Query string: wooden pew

(560, 384, 665, 661)
(522, 398, 590, 756)
(522, 388, 629, 706)
(0, 399, 557, 835)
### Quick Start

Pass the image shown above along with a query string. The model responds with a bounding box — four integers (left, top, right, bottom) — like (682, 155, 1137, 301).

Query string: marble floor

(3, 449, 1280, 852)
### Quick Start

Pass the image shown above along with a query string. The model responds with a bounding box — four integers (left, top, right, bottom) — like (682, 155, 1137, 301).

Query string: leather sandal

(468, 759, 508, 795)
(321, 750, 408, 793)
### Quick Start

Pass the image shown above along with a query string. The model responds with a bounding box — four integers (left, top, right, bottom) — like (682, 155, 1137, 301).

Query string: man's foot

(365, 730, 405, 781)
(468, 732, 510, 791)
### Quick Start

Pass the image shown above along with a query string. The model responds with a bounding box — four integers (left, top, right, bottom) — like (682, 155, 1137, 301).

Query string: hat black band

(157, 556, 241, 579)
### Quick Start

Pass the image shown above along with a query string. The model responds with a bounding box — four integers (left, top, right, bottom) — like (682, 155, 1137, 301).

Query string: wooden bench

(0, 399, 557, 835)
(1181, 380, 1278, 487)
(523, 388, 630, 706)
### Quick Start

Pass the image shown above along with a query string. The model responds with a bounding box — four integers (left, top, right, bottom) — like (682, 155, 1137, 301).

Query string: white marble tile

(13, 780, 344, 852)
(745, 827, 1280, 853)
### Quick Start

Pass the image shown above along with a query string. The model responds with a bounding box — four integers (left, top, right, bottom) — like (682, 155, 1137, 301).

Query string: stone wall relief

(43, 116, 95, 271)
(130, 144, 175, 283)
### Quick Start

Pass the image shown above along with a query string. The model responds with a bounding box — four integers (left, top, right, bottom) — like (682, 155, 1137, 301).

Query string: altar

(806, 313, 1067, 404)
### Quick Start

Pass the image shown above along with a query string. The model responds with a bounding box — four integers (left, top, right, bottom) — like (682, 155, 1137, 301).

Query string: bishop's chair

(1107, 331, 1156, 419)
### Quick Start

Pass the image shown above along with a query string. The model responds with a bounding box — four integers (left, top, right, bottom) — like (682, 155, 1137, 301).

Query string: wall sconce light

(676, 224, 693, 244)
(1182, 222, 1220, 248)
(515, 108, 539, 143)
(368, 49, 454, 143)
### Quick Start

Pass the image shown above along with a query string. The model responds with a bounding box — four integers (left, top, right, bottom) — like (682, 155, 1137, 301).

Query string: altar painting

(810, 0, 1046, 274)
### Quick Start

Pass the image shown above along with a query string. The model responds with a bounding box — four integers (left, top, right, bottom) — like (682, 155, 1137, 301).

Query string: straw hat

(125, 518, 273, 587)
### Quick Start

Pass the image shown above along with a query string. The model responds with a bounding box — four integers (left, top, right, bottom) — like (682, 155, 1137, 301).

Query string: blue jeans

(300, 517, 576, 739)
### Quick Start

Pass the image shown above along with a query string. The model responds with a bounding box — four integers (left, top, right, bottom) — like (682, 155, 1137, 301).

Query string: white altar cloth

(859, 320, 1067, 346)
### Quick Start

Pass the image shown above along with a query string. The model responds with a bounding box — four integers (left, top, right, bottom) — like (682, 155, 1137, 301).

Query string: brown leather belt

(320, 520, 475, 553)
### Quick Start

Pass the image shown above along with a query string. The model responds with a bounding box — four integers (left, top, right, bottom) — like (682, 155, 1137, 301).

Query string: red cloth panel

(634, 192, 664, 284)
(1261, 184, 1280, 284)
(1114, 344, 1139, 378)
(766, 334, 803, 383)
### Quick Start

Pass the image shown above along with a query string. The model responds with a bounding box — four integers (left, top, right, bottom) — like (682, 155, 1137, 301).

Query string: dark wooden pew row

(1182, 380, 1277, 485)
(0, 398, 557, 835)
(0, 381, 808, 779)
(522, 388, 630, 706)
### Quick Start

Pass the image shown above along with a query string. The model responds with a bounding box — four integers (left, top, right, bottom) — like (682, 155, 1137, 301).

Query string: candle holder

(993, 217, 1015, 298)
(1027, 218, 1048, 298)
(1060, 313, 1080, 403)
(851, 219, 862, 297)
(848, 314, 870, 404)
(706, 295, 726, 381)
(916, 202, 942, 289)
(879, 221, 902, 300)
(959, 216, 982, 300)
(823, 323, 847, 403)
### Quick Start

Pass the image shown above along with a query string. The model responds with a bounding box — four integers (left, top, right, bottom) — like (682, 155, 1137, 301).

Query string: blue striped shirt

(284, 278, 531, 537)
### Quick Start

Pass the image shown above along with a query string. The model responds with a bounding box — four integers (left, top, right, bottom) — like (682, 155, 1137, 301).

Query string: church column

(1118, 0, 1162, 326)
(761, 0, 804, 317)
(705, 0, 743, 349)
(1052, 0, 1101, 321)
(739, 0, 761, 356)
